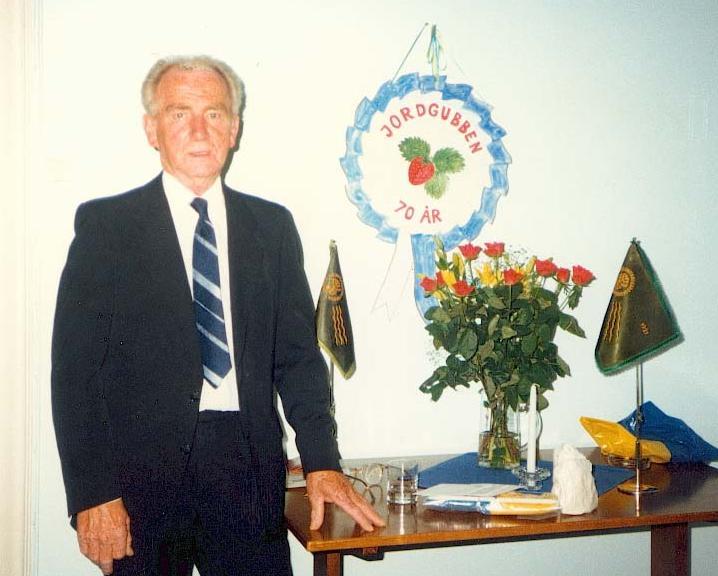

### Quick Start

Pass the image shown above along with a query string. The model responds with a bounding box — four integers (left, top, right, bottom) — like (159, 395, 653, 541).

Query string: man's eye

(172, 111, 186, 120)
(207, 111, 220, 120)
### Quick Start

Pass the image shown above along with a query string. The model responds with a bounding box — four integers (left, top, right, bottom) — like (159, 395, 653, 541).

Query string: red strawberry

(408, 157, 435, 185)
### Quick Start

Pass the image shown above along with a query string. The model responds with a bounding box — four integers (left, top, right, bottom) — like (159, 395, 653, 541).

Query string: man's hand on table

(306, 470, 386, 532)
(76, 498, 134, 575)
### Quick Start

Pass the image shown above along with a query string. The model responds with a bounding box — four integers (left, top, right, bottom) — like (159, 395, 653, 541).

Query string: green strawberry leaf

(433, 148, 465, 174)
(399, 137, 431, 162)
(424, 172, 448, 199)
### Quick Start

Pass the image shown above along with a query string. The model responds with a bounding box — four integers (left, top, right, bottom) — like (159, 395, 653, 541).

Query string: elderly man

(51, 55, 383, 576)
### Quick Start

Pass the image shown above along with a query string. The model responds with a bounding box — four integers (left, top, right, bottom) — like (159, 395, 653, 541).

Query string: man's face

(143, 66, 240, 194)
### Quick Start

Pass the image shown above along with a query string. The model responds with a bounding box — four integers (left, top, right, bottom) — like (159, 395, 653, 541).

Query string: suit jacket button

(181, 444, 191, 454)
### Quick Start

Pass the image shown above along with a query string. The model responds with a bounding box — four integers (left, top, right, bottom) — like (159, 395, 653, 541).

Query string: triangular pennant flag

(595, 239, 682, 374)
(316, 240, 356, 379)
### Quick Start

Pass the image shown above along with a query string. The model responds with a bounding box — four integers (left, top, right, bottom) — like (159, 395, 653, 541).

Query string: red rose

(484, 242, 505, 258)
(503, 269, 524, 286)
(458, 242, 481, 260)
(572, 265, 595, 287)
(535, 258, 558, 277)
(451, 280, 475, 297)
(420, 276, 438, 293)
(556, 267, 570, 283)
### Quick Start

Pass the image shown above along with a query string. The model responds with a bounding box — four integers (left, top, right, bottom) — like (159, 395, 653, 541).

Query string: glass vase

(477, 391, 521, 469)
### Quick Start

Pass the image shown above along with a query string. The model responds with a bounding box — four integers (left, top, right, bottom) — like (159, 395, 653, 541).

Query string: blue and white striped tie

(191, 197, 232, 387)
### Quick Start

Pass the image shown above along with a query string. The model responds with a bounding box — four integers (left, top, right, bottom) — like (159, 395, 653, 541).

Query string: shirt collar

(162, 171, 224, 208)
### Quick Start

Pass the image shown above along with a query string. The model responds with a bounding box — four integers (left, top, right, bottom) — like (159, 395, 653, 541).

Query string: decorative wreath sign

(340, 35, 511, 318)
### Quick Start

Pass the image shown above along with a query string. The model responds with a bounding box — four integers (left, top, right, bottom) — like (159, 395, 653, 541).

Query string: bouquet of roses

(419, 238, 595, 411)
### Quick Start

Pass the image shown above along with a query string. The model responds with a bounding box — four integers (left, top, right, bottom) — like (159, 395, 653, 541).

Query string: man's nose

(190, 115, 209, 139)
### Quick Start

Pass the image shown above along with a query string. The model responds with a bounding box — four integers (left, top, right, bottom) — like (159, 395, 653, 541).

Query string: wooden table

(285, 450, 718, 576)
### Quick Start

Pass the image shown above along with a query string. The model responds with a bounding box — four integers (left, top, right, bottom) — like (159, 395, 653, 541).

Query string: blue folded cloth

(418, 453, 633, 496)
(619, 401, 718, 463)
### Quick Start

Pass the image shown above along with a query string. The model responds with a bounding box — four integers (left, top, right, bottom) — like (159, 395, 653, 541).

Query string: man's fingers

(112, 529, 127, 560)
(337, 481, 385, 530)
(76, 499, 132, 572)
(77, 533, 89, 557)
(343, 492, 385, 531)
(98, 542, 115, 575)
(305, 470, 386, 532)
(343, 504, 374, 531)
(309, 495, 325, 530)
(353, 493, 385, 528)
(125, 516, 134, 556)
(83, 537, 100, 566)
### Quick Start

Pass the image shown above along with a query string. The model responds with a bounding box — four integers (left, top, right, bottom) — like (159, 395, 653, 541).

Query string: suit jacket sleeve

(51, 202, 121, 516)
(272, 212, 342, 474)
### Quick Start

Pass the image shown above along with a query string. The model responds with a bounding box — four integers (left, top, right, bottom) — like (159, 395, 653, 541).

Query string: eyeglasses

(344, 463, 387, 504)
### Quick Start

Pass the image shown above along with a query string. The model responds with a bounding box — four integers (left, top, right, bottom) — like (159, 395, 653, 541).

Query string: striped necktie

(191, 197, 232, 387)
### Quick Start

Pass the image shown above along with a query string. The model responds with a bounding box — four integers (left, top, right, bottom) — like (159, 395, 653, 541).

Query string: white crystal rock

(551, 444, 598, 515)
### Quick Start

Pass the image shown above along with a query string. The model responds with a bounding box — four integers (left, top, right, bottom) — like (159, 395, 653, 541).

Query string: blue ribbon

(426, 25, 445, 81)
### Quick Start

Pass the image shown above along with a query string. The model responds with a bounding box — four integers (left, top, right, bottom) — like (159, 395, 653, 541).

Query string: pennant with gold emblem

(595, 239, 682, 374)
(316, 241, 356, 379)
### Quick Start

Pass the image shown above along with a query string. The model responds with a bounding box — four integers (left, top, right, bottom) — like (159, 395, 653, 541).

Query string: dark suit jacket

(51, 175, 341, 518)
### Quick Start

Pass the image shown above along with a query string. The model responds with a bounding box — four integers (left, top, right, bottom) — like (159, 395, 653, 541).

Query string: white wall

(18, 0, 718, 574)
(1, 1, 31, 575)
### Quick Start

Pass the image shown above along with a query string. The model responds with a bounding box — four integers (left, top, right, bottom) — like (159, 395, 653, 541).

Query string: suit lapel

(224, 185, 265, 372)
(132, 176, 201, 376)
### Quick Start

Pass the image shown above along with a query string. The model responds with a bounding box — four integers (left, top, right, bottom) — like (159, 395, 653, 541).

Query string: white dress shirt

(162, 172, 240, 411)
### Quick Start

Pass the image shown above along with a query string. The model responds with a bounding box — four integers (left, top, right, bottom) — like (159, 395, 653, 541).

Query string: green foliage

(399, 137, 431, 161)
(566, 285, 583, 309)
(559, 312, 586, 337)
(424, 172, 448, 199)
(433, 147, 465, 173)
(423, 147, 465, 199)
(420, 238, 593, 413)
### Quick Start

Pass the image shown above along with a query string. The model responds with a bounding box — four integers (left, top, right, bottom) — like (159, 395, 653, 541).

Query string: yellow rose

(440, 270, 457, 286)
(477, 263, 498, 287)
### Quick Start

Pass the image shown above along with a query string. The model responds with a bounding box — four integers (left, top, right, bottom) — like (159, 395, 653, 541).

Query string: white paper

(419, 483, 516, 500)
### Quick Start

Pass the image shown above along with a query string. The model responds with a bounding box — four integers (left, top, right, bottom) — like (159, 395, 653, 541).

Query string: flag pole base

(606, 453, 651, 470)
(617, 480, 658, 495)
(616, 363, 659, 497)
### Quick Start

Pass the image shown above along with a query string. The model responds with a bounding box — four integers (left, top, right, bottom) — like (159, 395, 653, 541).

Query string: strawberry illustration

(408, 157, 435, 185)
(399, 137, 465, 199)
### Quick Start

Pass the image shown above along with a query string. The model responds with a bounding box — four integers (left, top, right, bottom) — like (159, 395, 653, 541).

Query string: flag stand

(595, 238, 682, 499)
(329, 361, 337, 438)
(617, 362, 658, 495)
(315, 240, 355, 439)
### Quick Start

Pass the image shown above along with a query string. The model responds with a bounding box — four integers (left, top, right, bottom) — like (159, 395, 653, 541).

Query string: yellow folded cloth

(579, 416, 671, 463)
(491, 492, 561, 515)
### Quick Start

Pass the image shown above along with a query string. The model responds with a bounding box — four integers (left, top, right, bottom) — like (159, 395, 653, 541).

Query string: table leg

(651, 523, 689, 576)
(313, 552, 343, 576)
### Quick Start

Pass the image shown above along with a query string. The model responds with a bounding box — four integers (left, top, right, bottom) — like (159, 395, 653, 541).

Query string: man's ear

(230, 116, 241, 148)
(143, 114, 159, 150)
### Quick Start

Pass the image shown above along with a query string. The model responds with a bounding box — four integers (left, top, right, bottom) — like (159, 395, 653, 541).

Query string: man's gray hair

(141, 55, 245, 117)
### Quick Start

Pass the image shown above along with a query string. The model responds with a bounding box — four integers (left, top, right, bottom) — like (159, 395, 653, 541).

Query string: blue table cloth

(419, 452, 634, 495)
